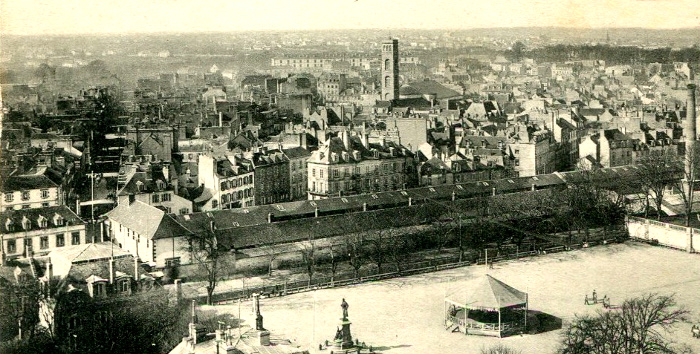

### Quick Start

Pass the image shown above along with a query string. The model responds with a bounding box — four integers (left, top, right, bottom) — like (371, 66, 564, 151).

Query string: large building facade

(0, 206, 86, 264)
(307, 130, 415, 200)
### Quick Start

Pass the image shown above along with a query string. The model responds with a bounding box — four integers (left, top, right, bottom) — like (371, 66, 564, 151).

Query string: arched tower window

(384, 59, 390, 70)
(384, 76, 391, 88)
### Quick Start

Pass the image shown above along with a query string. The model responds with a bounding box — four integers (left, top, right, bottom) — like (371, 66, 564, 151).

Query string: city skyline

(1, 0, 699, 36)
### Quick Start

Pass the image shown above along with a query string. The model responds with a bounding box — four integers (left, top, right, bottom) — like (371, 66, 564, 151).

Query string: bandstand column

(498, 308, 502, 338)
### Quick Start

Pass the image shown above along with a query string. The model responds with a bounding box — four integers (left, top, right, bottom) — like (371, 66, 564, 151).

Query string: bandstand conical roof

(446, 275, 527, 311)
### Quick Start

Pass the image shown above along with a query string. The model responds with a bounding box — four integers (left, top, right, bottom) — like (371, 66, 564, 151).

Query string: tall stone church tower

(381, 38, 399, 101)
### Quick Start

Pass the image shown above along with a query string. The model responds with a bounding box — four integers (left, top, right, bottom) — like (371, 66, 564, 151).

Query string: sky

(1, 0, 699, 36)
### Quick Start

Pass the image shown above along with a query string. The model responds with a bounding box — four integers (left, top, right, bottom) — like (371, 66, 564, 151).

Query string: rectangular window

(333, 169, 339, 178)
(71, 232, 80, 245)
(7, 240, 16, 253)
(312, 168, 316, 177)
(40, 236, 49, 249)
(21, 191, 30, 201)
(120, 280, 129, 292)
(21, 205, 30, 209)
(42, 202, 50, 207)
(152, 194, 160, 203)
(96, 284, 105, 297)
(320, 170, 324, 178)
(41, 190, 50, 199)
(162, 193, 171, 202)
(56, 234, 65, 247)
(179, 208, 189, 215)
(4, 193, 13, 202)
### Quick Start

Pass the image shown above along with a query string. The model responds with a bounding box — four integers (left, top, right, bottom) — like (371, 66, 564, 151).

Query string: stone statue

(341, 298, 349, 319)
(334, 327, 343, 340)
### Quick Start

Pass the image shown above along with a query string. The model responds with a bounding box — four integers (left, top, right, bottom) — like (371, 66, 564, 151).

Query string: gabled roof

(105, 201, 192, 240)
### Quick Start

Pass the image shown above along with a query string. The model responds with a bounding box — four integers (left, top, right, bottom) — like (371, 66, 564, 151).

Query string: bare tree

(366, 227, 394, 275)
(560, 293, 689, 354)
(673, 146, 700, 227)
(345, 233, 365, 279)
(387, 234, 414, 274)
(260, 227, 283, 277)
(327, 242, 341, 285)
(186, 219, 229, 305)
(299, 235, 316, 287)
(635, 152, 679, 219)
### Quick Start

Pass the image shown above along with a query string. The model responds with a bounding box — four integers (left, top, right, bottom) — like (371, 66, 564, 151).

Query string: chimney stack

(134, 257, 140, 286)
(341, 130, 350, 150)
(109, 258, 115, 284)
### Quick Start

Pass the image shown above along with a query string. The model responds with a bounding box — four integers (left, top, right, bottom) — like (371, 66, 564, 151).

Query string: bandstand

(444, 275, 528, 338)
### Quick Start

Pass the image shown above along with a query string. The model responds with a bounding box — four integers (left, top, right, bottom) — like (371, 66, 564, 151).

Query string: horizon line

(2, 26, 700, 37)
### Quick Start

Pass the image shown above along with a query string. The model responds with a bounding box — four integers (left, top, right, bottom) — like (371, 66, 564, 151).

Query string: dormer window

(373, 150, 379, 158)
(38, 215, 48, 228)
(5, 219, 14, 232)
(21, 216, 31, 231)
(53, 214, 64, 226)
(136, 181, 144, 192)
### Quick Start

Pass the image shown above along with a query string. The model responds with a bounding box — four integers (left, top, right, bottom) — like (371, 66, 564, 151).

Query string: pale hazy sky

(1, 0, 699, 35)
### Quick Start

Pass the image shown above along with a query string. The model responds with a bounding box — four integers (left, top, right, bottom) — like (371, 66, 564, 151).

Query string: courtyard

(210, 242, 700, 353)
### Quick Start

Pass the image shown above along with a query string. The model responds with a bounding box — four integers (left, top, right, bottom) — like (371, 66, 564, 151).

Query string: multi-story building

(317, 73, 347, 100)
(579, 129, 641, 168)
(283, 147, 312, 201)
(307, 130, 415, 200)
(507, 124, 557, 177)
(0, 206, 86, 264)
(270, 54, 419, 70)
(198, 154, 256, 210)
(1, 172, 62, 211)
(117, 164, 193, 215)
(123, 126, 179, 163)
(250, 148, 290, 205)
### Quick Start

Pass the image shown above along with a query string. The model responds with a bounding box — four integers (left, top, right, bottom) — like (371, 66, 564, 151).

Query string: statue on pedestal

(341, 298, 349, 320)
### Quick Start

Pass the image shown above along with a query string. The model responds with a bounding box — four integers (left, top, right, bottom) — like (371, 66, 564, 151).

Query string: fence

(192, 236, 622, 305)
(627, 216, 698, 252)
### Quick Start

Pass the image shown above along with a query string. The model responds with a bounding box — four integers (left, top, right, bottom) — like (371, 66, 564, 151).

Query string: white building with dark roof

(1, 171, 62, 211)
(105, 200, 193, 267)
(0, 205, 86, 264)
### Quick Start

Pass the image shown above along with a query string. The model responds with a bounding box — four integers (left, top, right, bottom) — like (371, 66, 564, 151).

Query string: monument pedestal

(333, 318, 354, 349)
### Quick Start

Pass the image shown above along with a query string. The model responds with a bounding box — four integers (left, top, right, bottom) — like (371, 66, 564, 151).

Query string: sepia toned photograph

(0, 1, 699, 353)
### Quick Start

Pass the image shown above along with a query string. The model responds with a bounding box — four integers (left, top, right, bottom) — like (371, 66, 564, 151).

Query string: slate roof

(0, 175, 58, 192)
(0, 206, 84, 233)
(282, 146, 312, 159)
(400, 81, 461, 101)
(105, 201, 192, 240)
